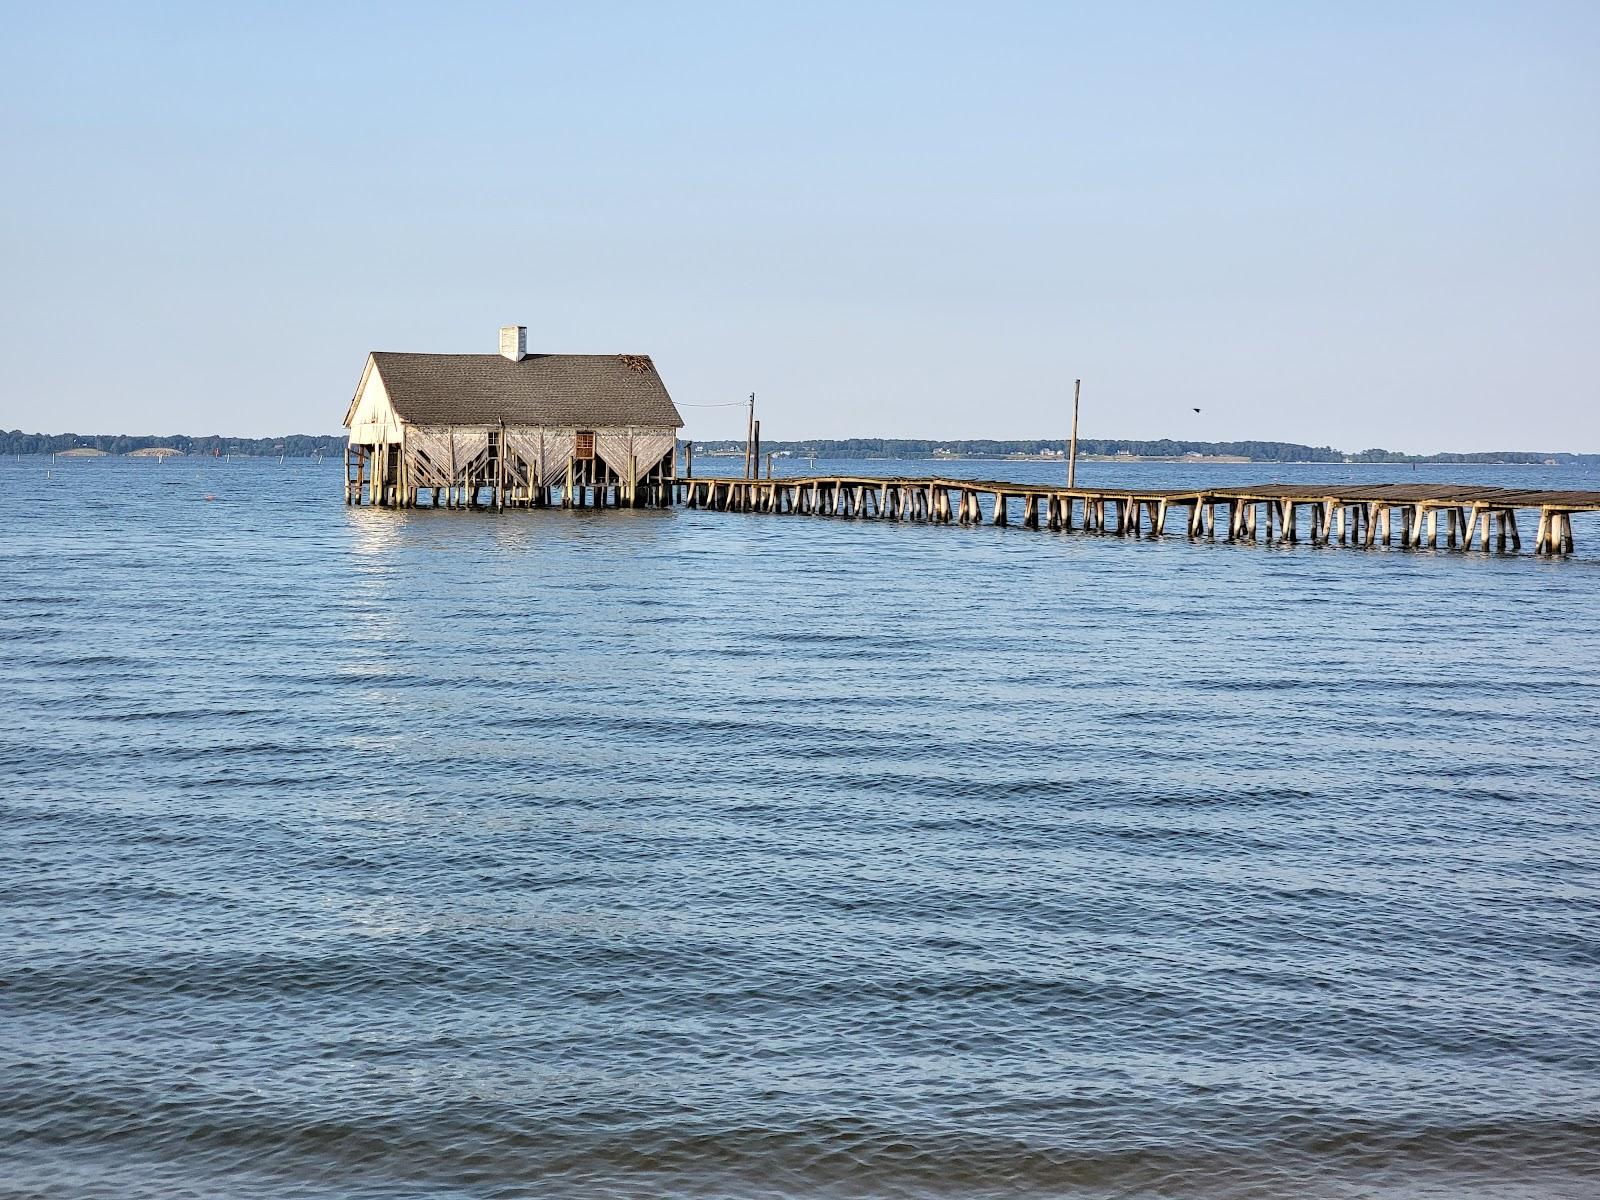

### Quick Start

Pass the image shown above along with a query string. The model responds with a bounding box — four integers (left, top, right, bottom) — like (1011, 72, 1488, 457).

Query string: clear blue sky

(2, 1, 1595, 451)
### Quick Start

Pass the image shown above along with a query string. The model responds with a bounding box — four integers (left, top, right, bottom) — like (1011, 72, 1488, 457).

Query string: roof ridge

(371, 350, 651, 358)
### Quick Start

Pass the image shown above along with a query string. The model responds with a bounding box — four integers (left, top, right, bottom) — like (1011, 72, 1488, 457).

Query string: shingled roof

(370, 352, 683, 429)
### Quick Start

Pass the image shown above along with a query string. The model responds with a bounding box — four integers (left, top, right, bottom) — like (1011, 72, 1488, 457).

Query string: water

(3, 456, 1598, 1199)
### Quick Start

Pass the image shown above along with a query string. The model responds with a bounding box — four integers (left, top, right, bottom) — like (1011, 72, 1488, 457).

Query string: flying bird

(1192, 407, 1202, 413)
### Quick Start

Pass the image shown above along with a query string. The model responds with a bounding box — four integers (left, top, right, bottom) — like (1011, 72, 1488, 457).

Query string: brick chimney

(499, 325, 526, 361)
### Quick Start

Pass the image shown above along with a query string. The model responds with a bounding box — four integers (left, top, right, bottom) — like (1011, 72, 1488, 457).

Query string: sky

(1, 2, 1596, 452)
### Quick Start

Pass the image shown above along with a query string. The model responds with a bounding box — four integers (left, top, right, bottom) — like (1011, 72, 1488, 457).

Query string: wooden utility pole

(744, 393, 756, 479)
(1068, 378, 1081, 489)
(752, 420, 761, 483)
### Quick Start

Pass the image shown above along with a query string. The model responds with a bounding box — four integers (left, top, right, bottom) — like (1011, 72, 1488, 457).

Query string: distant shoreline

(792, 455, 1568, 466)
(16, 451, 1581, 469)
(691, 439, 1592, 467)
(4, 431, 1592, 468)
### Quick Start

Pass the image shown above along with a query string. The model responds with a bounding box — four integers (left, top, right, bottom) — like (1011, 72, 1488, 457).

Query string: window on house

(575, 431, 596, 459)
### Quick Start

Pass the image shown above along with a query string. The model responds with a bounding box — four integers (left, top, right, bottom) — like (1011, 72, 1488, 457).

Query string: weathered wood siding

(404, 426, 493, 488)
(596, 430, 677, 485)
(504, 429, 578, 489)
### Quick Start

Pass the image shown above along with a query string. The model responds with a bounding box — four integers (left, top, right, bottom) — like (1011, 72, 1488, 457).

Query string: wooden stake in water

(1068, 379, 1081, 489)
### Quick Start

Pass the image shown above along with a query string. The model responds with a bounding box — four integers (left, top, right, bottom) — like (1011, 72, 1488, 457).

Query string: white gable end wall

(347, 358, 404, 446)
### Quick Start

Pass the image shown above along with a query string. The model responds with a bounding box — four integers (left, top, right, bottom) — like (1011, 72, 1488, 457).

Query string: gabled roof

(368, 352, 683, 429)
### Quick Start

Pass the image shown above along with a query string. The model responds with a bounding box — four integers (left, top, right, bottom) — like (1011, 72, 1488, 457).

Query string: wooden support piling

(344, 464, 1591, 564)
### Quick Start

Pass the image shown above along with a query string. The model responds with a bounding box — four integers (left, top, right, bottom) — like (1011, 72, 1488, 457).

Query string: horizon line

(4, 429, 1596, 462)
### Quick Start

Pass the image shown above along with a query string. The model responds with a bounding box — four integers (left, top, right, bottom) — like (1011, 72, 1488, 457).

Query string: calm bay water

(3, 456, 1598, 1199)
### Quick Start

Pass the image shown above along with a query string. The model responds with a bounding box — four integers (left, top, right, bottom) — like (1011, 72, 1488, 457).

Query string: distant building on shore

(344, 325, 683, 508)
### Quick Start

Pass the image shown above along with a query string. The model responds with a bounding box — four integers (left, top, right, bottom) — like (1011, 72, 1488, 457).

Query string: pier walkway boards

(676, 476, 1600, 556)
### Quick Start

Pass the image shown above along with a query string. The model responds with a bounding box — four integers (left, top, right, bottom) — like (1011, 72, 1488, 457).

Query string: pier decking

(674, 476, 1600, 556)
(343, 458, 1599, 557)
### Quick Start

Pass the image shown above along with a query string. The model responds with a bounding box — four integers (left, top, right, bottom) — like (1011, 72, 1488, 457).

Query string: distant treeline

(1, 431, 346, 457)
(701, 437, 1594, 465)
(3, 429, 1592, 465)
(1346, 448, 1593, 465)
(749, 437, 1353, 461)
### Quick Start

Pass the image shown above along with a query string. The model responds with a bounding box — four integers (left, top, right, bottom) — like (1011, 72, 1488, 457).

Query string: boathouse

(344, 325, 683, 508)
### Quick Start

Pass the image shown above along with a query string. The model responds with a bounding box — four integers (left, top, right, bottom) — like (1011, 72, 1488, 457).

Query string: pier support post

(1537, 510, 1558, 554)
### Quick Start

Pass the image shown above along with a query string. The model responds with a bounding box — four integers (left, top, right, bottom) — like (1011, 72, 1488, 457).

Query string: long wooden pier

(674, 476, 1599, 556)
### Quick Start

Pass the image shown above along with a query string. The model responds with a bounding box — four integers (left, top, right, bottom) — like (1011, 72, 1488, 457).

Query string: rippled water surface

(3, 457, 1599, 1199)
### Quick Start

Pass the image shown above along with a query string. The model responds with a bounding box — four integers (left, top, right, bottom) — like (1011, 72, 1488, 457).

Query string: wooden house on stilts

(344, 325, 683, 509)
